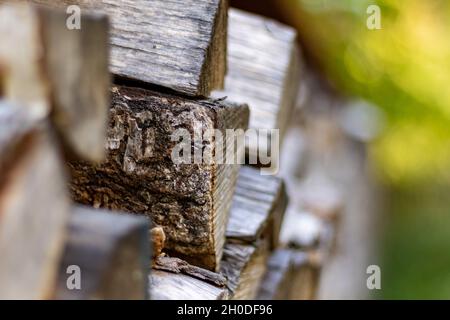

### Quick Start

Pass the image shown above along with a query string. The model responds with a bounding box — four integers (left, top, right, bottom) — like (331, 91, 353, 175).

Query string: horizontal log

(227, 166, 287, 248)
(54, 206, 150, 300)
(30, 0, 228, 97)
(0, 2, 110, 162)
(257, 249, 319, 300)
(0, 104, 70, 299)
(212, 8, 301, 160)
(69, 85, 249, 271)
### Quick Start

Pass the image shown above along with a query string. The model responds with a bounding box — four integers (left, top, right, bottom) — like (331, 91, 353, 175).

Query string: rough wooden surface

(153, 256, 226, 287)
(31, 0, 228, 97)
(150, 270, 228, 300)
(257, 249, 319, 300)
(212, 8, 301, 157)
(220, 242, 268, 299)
(227, 166, 287, 248)
(69, 85, 249, 271)
(0, 2, 110, 162)
(54, 206, 150, 300)
(0, 104, 70, 299)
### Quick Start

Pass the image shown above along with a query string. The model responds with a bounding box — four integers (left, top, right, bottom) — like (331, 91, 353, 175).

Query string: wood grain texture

(220, 242, 269, 300)
(54, 206, 150, 300)
(30, 0, 228, 97)
(0, 2, 110, 162)
(212, 8, 301, 157)
(0, 104, 70, 299)
(150, 270, 228, 300)
(69, 85, 249, 271)
(227, 166, 287, 248)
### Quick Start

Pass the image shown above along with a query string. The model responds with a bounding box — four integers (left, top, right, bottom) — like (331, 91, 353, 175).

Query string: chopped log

(54, 206, 150, 300)
(212, 8, 301, 161)
(257, 249, 319, 300)
(30, 0, 228, 97)
(0, 104, 70, 299)
(0, 2, 110, 162)
(69, 85, 249, 271)
(220, 242, 269, 300)
(150, 270, 228, 300)
(227, 166, 287, 248)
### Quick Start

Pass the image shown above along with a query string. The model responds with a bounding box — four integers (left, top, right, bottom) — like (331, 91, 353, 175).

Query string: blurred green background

(233, 0, 450, 298)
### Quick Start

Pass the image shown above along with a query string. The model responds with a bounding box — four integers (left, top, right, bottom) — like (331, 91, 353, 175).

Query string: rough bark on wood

(212, 8, 301, 160)
(0, 104, 70, 299)
(30, 0, 228, 97)
(54, 206, 150, 300)
(0, 2, 110, 162)
(220, 242, 269, 300)
(227, 166, 287, 248)
(150, 270, 228, 300)
(69, 85, 249, 271)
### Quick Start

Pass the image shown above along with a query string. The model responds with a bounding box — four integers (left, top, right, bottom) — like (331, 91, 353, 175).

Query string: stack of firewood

(0, 0, 342, 300)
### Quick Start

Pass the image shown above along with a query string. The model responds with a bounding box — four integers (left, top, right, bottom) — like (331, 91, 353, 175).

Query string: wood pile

(0, 1, 364, 300)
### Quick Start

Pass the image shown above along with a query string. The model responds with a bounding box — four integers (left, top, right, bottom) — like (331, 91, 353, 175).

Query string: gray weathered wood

(227, 166, 287, 248)
(212, 8, 301, 159)
(0, 2, 110, 162)
(257, 249, 319, 300)
(54, 206, 150, 300)
(69, 85, 249, 271)
(0, 104, 70, 299)
(150, 270, 228, 300)
(220, 242, 269, 299)
(256, 249, 293, 300)
(30, 0, 228, 97)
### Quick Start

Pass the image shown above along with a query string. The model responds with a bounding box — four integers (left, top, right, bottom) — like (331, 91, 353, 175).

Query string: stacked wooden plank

(213, 8, 301, 166)
(0, 0, 344, 300)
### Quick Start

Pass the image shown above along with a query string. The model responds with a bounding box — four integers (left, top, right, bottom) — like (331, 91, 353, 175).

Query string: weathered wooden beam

(257, 249, 319, 300)
(30, 0, 228, 97)
(69, 85, 249, 271)
(219, 167, 287, 299)
(227, 166, 287, 248)
(150, 270, 228, 300)
(220, 242, 269, 300)
(0, 104, 70, 299)
(0, 2, 110, 162)
(213, 8, 301, 161)
(54, 206, 150, 300)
